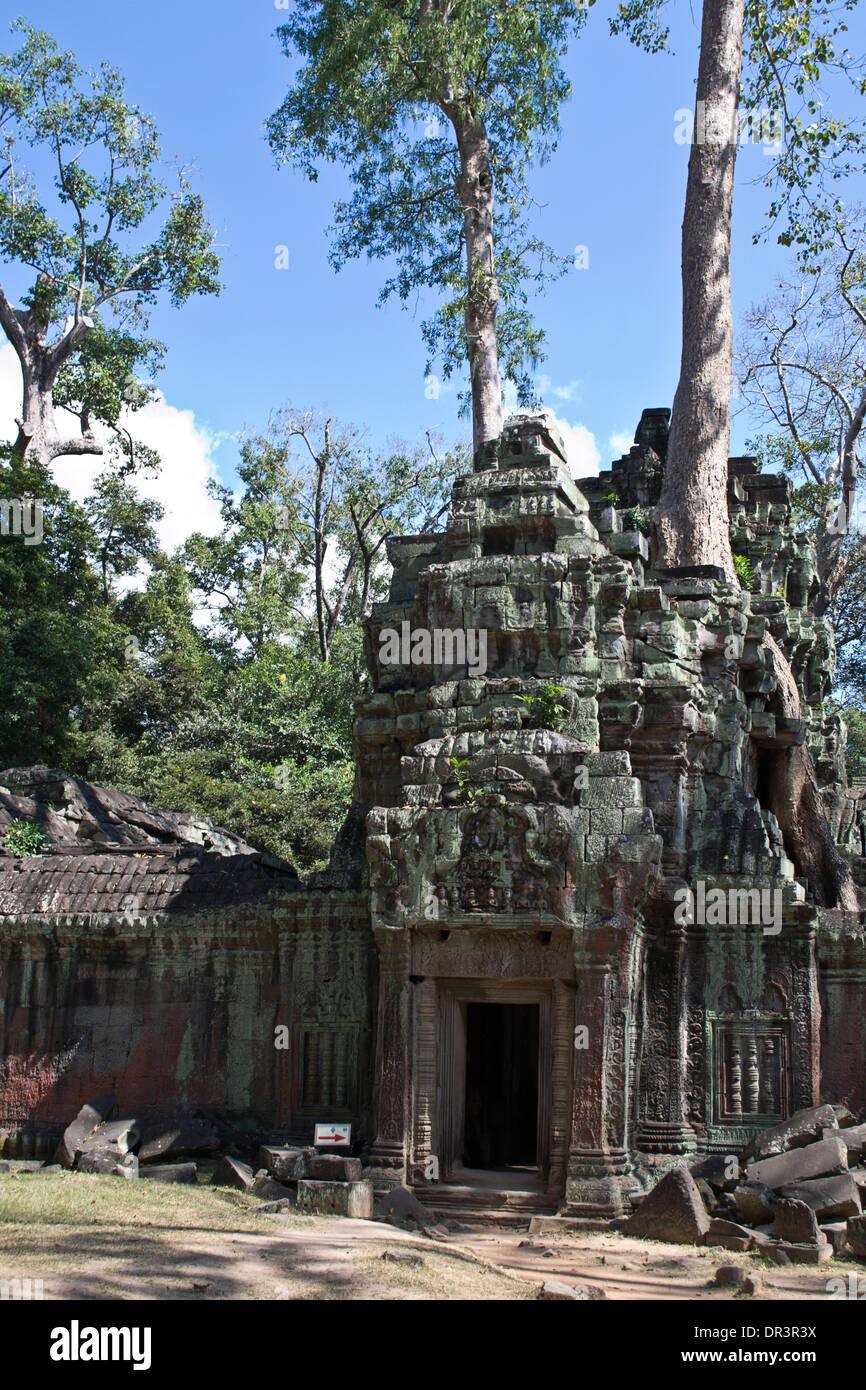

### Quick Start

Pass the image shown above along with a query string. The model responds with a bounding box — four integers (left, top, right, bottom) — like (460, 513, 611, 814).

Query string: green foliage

(733, 553, 755, 589)
(4, 818, 46, 856)
(0, 446, 128, 766)
(842, 706, 866, 778)
(267, 1, 590, 408)
(612, 1, 866, 268)
(0, 396, 462, 869)
(447, 756, 479, 805)
(517, 683, 570, 728)
(622, 504, 651, 535)
(0, 19, 220, 459)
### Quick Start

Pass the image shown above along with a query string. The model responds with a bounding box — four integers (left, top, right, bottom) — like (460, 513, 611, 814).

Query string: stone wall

(0, 891, 375, 1155)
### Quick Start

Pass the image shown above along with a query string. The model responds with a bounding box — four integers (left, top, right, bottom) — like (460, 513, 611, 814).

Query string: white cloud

(548, 413, 600, 477)
(0, 343, 223, 552)
(537, 374, 583, 404)
(609, 429, 634, 456)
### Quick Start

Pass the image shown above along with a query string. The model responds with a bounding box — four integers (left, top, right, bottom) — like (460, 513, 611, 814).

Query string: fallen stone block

(746, 1104, 837, 1162)
(833, 1105, 861, 1129)
(77, 1118, 139, 1160)
(770, 1197, 835, 1261)
(381, 1249, 424, 1267)
(137, 1109, 220, 1164)
(778, 1174, 862, 1222)
(768, 1246, 792, 1266)
(750, 1230, 774, 1253)
(823, 1123, 866, 1159)
(373, 1186, 433, 1228)
(251, 1171, 294, 1203)
(733, 1182, 776, 1227)
(768, 1240, 832, 1265)
(296, 1178, 373, 1219)
(846, 1214, 866, 1258)
(77, 1148, 138, 1179)
(257, 1145, 314, 1182)
(539, 1279, 583, 1300)
(59, 1095, 117, 1168)
(620, 1167, 710, 1245)
(689, 1155, 739, 1193)
(695, 1179, 720, 1213)
(212, 1155, 254, 1191)
(139, 1163, 197, 1184)
(746, 1135, 849, 1189)
(254, 1197, 296, 1215)
(704, 1219, 754, 1252)
(821, 1222, 850, 1255)
(712, 1266, 763, 1295)
(307, 1154, 362, 1183)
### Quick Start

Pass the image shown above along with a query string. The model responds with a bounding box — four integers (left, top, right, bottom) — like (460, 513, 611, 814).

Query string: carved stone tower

(349, 408, 863, 1215)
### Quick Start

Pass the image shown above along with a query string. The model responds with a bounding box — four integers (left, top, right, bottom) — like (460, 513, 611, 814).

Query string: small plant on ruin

(732, 554, 755, 590)
(622, 505, 652, 535)
(5, 819, 46, 857)
(517, 684, 570, 729)
(448, 757, 479, 805)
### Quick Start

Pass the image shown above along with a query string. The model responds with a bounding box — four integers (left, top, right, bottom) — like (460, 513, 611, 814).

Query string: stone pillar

(367, 927, 411, 1180)
(634, 920, 698, 1153)
(564, 932, 643, 1215)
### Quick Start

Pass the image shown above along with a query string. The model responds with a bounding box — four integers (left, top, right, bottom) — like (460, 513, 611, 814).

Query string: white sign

(314, 1123, 351, 1148)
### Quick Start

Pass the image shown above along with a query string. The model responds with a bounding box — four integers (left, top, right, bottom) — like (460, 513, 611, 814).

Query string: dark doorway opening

(754, 746, 776, 815)
(463, 1003, 539, 1168)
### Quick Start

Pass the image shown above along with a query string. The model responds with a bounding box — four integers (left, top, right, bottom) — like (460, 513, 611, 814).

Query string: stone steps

(415, 1183, 558, 1227)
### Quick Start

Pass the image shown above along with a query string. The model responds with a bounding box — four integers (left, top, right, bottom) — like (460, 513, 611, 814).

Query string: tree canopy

(0, 19, 220, 466)
(268, 0, 590, 447)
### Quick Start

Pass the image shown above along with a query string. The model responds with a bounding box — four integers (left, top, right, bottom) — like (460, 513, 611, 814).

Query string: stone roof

(0, 767, 300, 917)
(0, 767, 255, 855)
(0, 844, 299, 917)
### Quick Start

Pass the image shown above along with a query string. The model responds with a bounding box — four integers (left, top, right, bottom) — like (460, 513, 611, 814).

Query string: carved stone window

(713, 1020, 790, 1123)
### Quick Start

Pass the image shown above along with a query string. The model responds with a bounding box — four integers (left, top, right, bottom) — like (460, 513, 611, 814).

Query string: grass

(0, 1172, 535, 1300)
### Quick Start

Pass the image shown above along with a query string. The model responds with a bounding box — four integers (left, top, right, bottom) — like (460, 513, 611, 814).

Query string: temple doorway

(463, 1002, 539, 1169)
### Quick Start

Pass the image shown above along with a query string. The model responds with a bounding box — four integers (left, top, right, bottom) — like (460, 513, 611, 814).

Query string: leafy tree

(842, 705, 866, 777)
(0, 447, 125, 766)
(738, 213, 866, 613)
(614, 0, 863, 907)
(268, 0, 589, 451)
(184, 410, 462, 663)
(86, 471, 164, 603)
(0, 20, 220, 467)
(613, 0, 866, 576)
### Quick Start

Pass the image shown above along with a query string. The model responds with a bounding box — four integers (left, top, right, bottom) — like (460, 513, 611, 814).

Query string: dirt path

(0, 1174, 855, 1300)
(449, 1226, 851, 1300)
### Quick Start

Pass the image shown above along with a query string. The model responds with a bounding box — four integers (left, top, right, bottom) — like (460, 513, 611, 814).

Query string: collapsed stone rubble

(623, 1103, 866, 1264)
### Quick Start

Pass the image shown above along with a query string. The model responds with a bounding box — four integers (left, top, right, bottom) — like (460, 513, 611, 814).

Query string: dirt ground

(0, 1172, 858, 1300)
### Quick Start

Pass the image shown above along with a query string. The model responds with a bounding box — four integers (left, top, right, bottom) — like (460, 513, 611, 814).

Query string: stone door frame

(426, 978, 568, 1190)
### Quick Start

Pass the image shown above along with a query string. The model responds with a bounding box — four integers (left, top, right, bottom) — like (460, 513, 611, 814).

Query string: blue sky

(2, 0, 864, 525)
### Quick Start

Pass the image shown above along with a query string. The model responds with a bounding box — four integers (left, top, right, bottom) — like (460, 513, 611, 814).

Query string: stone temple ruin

(1, 408, 864, 1216)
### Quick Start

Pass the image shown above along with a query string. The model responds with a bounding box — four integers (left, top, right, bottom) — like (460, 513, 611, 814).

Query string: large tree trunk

(452, 109, 503, 455)
(764, 637, 858, 909)
(0, 278, 101, 468)
(653, 0, 744, 579)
